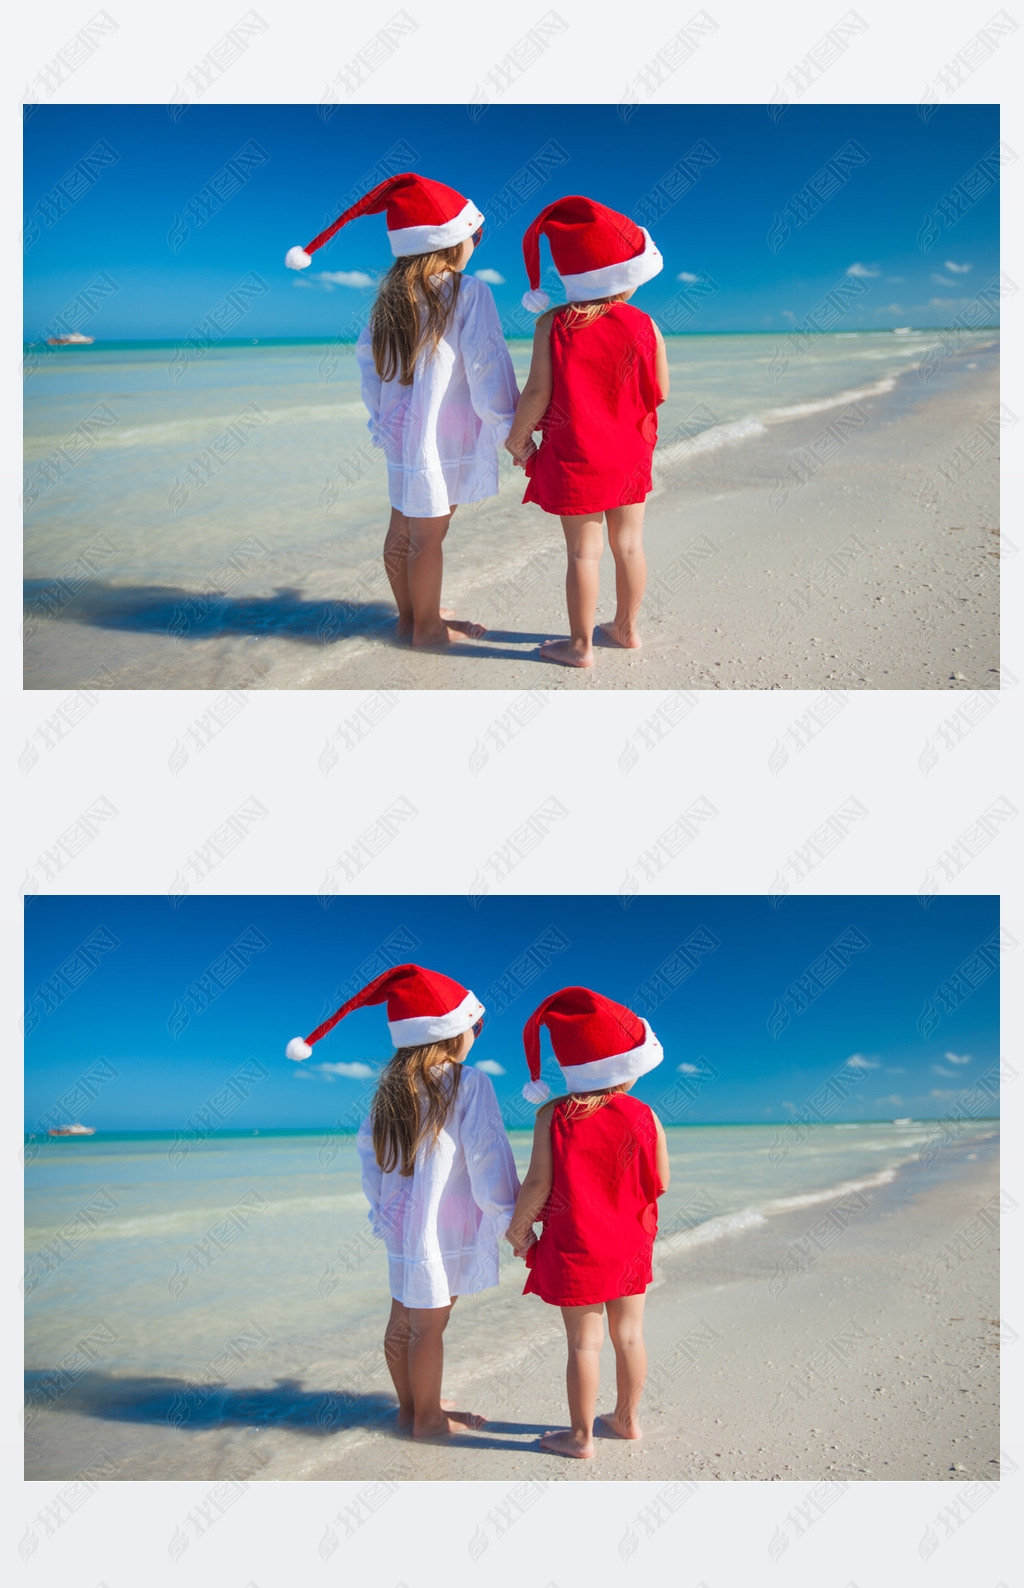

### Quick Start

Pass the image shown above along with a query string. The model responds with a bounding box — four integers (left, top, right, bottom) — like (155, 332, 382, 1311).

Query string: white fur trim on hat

(559, 228, 663, 302)
(522, 288, 550, 313)
(386, 199, 484, 258)
(286, 1037, 313, 1061)
(285, 246, 312, 270)
(522, 1078, 551, 1103)
(388, 989, 484, 1047)
(561, 1018, 663, 1092)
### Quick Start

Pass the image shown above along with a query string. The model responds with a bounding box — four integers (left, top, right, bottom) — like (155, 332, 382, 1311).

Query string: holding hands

(505, 431, 538, 469)
(505, 1225, 538, 1260)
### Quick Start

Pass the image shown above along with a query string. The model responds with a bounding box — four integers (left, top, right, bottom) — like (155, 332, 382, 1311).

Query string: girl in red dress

(505, 197, 670, 669)
(505, 987, 670, 1459)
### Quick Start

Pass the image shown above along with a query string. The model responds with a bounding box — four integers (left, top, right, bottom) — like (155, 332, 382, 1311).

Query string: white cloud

(473, 268, 505, 285)
(781, 309, 796, 323)
(883, 304, 904, 314)
(473, 1058, 506, 1075)
(931, 273, 958, 286)
(928, 297, 957, 307)
(677, 271, 699, 283)
(846, 1054, 880, 1070)
(929, 1088, 959, 1099)
(880, 1095, 903, 1106)
(781, 1100, 795, 1113)
(313, 1060, 376, 1079)
(931, 1065, 958, 1077)
(944, 1051, 972, 1065)
(677, 1062, 701, 1074)
(944, 260, 972, 273)
(316, 270, 375, 288)
(846, 262, 881, 278)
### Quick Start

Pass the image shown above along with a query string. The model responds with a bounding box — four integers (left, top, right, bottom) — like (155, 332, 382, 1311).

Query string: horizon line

(22, 325, 1002, 348)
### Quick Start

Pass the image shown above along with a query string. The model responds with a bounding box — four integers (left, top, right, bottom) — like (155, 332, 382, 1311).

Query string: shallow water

(24, 330, 992, 587)
(25, 1118, 996, 1386)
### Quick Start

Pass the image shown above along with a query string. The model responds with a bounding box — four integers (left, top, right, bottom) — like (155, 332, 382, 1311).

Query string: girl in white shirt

(358, 1021, 519, 1437)
(286, 961, 519, 1438)
(287, 173, 520, 648)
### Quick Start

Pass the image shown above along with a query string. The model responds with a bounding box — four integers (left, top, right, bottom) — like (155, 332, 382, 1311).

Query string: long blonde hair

(371, 1038, 464, 1174)
(371, 248, 464, 384)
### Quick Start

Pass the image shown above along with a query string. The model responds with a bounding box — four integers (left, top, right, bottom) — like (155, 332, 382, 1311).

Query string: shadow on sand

(24, 1368, 552, 1451)
(23, 580, 549, 663)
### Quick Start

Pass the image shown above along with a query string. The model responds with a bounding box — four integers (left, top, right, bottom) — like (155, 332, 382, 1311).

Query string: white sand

(298, 1133, 999, 1483)
(24, 353, 1000, 692)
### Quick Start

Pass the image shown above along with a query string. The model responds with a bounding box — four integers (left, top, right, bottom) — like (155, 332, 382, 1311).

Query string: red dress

(522, 303, 661, 516)
(523, 1093, 662, 1306)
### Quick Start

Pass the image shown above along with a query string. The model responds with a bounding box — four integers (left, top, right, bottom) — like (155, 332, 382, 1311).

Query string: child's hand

(504, 435, 537, 469)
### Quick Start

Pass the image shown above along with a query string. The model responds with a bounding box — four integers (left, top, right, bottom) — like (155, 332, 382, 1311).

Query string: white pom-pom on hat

(285, 246, 312, 271)
(521, 288, 550, 313)
(286, 1037, 313, 1061)
(522, 1078, 551, 1103)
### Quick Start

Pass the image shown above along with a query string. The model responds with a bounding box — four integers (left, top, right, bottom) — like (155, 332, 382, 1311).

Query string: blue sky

(24, 896, 999, 1130)
(24, 104, 999, 338)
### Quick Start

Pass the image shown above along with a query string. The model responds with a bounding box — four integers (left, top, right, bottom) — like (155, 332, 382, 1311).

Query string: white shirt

(356, 1064, 520, 1309)
(356, 273, 520, 518)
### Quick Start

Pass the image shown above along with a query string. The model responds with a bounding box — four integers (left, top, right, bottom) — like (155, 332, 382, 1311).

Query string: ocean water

(24, 329, 997, 603)
(25, 1117, 996, 1401)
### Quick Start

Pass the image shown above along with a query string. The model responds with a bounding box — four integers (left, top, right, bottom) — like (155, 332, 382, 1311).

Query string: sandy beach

(303, 1132, 1001, 1484)
(23, 343, 999, 692)
(25, 1129, 998, 1483)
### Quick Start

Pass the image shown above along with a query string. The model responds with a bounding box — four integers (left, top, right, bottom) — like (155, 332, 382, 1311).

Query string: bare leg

(384, 1297, 415, 1426)
(407, 508, 484, 647)
(406, 1297, 486, 1437)
(598, 502, 646, 649)
(539, 1303, 604, 1458)
(596, 1293, 646, 1439)
(539, 514, 604, 668)
(387, 508, 461, 637)
(384, 509, 414, 635)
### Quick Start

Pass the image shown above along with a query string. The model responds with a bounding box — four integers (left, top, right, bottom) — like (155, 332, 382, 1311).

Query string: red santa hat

(521, 986, 663, 1102)
(520, 195, 663, 312)
(286, 963, 484, 1060)
(285, 172, 484, 270)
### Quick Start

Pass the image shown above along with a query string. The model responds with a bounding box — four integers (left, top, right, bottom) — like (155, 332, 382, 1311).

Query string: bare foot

(398, 1396, 460, 1431)
(596, 621, 642, 650)
(412, 1407, 487, 1439)
(400, 603, 454, 635)
(412, 619, 486, 648)
(538, 639, 594, 669)
(539, 1429, 594, 1459)
(595, 1411, 643, 1440)
(446, 1409, 487, 1429)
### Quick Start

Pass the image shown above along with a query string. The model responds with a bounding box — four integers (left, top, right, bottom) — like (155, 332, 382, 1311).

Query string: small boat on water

(47, 1124, 95, 1136)
(45, 332, 94, 345)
